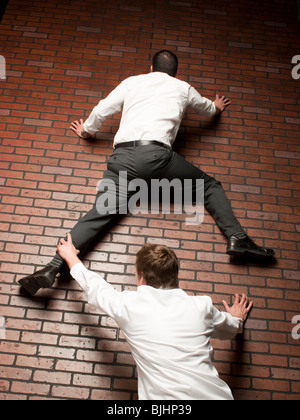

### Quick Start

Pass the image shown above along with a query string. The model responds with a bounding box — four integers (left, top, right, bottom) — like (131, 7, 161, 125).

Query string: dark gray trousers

(52, 145, 244, 268)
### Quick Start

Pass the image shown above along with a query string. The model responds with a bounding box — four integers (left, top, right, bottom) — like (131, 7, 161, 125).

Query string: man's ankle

(48, 255, 64, 271)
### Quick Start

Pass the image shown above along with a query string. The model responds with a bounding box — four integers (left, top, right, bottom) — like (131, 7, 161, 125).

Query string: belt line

(114, 140, 171, 151)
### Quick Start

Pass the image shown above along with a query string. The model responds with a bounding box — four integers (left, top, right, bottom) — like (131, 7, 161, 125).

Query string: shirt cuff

(82, 121, 97, 136)
(211, 101, 217, 115)
(233, 317, 244, 334)
(70, 262, 84, 275)
(70, 262, 91, 292)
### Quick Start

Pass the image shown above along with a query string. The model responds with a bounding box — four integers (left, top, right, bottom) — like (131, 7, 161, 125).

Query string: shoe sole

(18, 275, 53, 296)
(227, 248, 275, 259)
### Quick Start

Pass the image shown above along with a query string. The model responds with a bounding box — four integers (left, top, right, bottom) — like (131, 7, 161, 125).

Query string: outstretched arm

(57, 233, 121, 318)
(211, 294, 253, 340)
(188, 87, 231, 117)
(70, 80, 126, 139)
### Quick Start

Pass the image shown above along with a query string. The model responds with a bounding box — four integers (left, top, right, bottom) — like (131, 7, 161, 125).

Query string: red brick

(51, 385, 90, 399)
(11, 381, 50, 396)
(0, 0, 299, 402)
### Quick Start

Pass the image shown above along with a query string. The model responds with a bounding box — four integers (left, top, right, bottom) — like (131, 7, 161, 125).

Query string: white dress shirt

(70, 262, 243, 400)
(83, 72, 216, 148)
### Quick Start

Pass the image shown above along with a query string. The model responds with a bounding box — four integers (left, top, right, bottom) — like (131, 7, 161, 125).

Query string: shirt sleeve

(83, 80, 127, 135)
(187, 86, 216, 117)
(209, 299, 244, 340)
(70, 262, 122, 320)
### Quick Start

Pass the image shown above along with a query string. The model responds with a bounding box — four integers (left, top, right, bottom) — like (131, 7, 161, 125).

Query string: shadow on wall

(0, 0, 9, 23)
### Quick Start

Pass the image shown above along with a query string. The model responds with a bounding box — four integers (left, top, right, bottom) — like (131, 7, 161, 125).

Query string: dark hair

(152, 50, 178, 77)
(136, 243, 179, 289)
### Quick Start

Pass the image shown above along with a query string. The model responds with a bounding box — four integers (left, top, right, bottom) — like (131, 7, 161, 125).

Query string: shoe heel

(18, 278, 41, 296)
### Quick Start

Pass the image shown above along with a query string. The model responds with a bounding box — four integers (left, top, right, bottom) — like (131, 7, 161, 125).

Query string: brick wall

(0, 0, 299, 400)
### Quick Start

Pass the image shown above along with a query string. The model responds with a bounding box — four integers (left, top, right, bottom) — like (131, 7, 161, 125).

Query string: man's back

(88, 278, 242, 400)
(83, 71, 216, 148)
(115, 72, 190, 146)
(61, 240, 251, 401)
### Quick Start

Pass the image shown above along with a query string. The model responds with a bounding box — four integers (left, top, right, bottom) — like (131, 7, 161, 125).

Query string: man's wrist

(213, 103, 222, 115)
(66, 255, 82, 270)
(80, 130, 92, 139)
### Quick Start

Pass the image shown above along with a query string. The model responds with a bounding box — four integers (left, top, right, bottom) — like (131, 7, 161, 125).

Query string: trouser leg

(18, 151, 138, 294)
(159, 150, 245, 238)
(201, 177, 244, 238)
(51, 168, 133, 269)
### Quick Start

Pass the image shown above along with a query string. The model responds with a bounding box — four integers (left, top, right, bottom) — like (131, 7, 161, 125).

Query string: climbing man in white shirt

(56, 233, 253, 400)
(19, 50, 275, 296)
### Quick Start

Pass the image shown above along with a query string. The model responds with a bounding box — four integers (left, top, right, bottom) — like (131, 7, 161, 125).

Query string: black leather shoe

(227, 233, 275, 259)
(18, 264, 59, 296)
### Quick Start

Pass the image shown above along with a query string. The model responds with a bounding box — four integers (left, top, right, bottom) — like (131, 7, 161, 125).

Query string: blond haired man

(57, 234, 252, 400)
